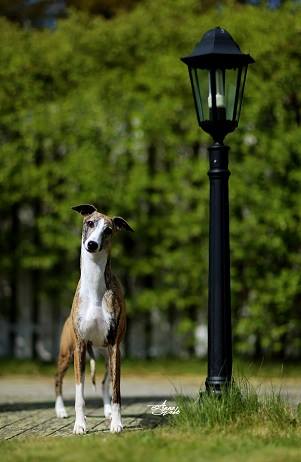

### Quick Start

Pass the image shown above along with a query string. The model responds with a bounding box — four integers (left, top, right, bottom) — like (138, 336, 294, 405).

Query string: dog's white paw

(55, 396, 68, 418)
(73, 419, 86, 435)
(110, 421, 123, 433)
(56, 407, 68, 418)
(110, 403, 123, 433)
(104, 404, 112, 419)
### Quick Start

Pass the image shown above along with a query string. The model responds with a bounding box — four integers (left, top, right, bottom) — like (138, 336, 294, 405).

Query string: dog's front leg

(73, 341, 86, 435)
(108, 343, 123, 433)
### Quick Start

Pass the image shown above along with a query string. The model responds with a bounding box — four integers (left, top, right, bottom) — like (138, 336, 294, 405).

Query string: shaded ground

(0, 375, 300, 440)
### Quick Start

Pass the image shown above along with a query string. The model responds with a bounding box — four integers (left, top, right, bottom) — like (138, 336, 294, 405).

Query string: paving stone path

(0, 375, 198, 440)
(0, 399, 159, 440)
(0, 375, 300, 440)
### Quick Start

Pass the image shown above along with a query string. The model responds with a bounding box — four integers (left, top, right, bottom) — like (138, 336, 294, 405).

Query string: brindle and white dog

(54, 204, 133, 434)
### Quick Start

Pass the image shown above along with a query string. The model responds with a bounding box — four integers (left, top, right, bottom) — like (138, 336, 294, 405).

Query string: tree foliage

(0, 0, 301, 357)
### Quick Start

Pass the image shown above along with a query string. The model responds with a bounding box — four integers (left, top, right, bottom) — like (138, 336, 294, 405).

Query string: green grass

(1, 357, 301, 379)
(1, 379, 301, 462)
(0, 357, 205, 378)
(169, 378, 298, 430)
(1, 429, 301, 462)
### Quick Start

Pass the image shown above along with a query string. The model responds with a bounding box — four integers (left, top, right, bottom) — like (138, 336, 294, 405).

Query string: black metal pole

(205, 141, 232, 393)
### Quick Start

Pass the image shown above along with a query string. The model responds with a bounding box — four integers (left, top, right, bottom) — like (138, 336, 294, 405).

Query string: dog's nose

(87, 241, 98, 252)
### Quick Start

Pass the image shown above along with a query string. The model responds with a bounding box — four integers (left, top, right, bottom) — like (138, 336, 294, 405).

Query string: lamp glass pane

(225, 68, 237, 120)
(236, 65, 248, 122)
(190, 68, 210, 122)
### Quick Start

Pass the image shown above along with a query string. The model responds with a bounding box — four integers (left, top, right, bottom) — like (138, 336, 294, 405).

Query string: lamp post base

(205, 376, 231, 394)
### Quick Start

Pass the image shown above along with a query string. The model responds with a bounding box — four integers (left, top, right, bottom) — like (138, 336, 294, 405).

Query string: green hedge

(0, 0, 301, 357)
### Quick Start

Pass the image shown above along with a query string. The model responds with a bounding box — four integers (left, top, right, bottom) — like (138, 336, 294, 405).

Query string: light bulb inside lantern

(208, 69, 225, 109)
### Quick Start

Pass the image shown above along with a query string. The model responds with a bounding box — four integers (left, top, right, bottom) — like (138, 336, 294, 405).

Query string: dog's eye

(86, 221, 94, 228)
(103, 227, 112, 237)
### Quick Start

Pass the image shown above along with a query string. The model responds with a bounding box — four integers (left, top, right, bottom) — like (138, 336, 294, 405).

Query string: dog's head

(72, 204, 134, 254)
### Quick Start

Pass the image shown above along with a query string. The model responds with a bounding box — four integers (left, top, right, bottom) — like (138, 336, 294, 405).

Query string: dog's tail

(87, 341, 96, 392)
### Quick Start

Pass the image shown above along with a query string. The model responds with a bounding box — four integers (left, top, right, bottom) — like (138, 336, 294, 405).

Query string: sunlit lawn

(1, 357, 301, 380)
(1, 428, 301, 462)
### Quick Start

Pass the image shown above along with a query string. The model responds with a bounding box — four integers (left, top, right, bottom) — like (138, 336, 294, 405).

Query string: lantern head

(181, 27, 255, 143)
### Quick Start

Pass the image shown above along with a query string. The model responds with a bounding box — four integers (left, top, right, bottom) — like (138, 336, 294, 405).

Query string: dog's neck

(79, 245, 111, 302)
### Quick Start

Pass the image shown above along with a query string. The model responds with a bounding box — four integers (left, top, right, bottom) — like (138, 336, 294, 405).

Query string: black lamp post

(181, 27, 254, 393)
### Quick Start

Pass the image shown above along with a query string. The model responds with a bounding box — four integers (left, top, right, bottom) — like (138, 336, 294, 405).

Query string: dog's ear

(112, 216, 134, 232)
(72, 204, 97, 216)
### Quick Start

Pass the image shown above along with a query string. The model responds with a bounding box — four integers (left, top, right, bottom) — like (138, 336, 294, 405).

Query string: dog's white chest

(77, 297, 111, 346)
(77, 248, 112, 346)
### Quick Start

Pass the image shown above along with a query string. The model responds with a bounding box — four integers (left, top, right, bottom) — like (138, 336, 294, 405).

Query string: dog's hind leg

(87, 341, 96, 391)
(55, 318, 72, 418)
(100, 347, 111, 419)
